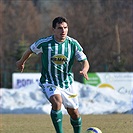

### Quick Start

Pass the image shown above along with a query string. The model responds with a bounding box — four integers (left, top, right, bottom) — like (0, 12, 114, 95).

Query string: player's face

(53, 22, 68, 42)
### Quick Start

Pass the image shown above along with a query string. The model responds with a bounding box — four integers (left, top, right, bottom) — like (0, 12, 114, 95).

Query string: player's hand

(79, 69, 89, 80)
(16, 60, 25, 72)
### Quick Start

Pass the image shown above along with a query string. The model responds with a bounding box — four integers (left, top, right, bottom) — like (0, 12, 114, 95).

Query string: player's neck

(54, 36, 66, 43)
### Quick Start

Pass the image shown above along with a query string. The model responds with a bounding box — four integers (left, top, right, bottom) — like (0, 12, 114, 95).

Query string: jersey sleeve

(74, 40, 87, 61)
(30, 41, 43, 54)
(75, 50, 87, 61)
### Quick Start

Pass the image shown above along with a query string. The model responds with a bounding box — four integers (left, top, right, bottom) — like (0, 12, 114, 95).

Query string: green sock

(70, 117, 82, 133)
(50, 110, 63, 133)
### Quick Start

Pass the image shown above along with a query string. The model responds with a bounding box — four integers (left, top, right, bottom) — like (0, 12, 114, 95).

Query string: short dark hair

(52, 17, 68, 28)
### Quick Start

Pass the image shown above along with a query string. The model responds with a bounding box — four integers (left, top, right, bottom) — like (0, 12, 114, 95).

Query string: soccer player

(16, 16, 90, 133)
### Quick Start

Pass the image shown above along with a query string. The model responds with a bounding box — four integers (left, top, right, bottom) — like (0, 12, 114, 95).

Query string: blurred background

(0, 0, 132, 88)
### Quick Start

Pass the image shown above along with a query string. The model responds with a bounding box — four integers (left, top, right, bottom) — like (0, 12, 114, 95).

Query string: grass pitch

(0, 114, 132, 133)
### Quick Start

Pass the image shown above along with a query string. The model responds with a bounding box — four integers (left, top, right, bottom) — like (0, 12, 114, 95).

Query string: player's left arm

(79, 59, 90, 80)
(73, 39, 90, 80)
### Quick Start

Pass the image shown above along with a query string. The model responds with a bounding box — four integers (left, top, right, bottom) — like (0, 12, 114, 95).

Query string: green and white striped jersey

(30, 35, 87, 89)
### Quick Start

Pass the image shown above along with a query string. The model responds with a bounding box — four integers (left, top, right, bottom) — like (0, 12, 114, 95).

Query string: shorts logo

(68, 94, 77, 98)
(51, 54, 67, 65)
(49, 87, 53, 91)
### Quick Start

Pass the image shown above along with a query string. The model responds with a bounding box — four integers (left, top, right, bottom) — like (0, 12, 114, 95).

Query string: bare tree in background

(0, 0, 132, 87)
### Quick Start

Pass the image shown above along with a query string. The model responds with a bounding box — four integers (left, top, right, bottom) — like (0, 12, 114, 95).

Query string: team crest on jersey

(51, 54, 67, 65)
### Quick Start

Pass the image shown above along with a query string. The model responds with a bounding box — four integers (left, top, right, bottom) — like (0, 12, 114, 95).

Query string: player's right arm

(16, 48, 33, 72)
(16, 37, 45, 72)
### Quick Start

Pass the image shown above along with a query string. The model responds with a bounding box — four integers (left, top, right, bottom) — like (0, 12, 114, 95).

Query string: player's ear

(52, 28, 55, 33)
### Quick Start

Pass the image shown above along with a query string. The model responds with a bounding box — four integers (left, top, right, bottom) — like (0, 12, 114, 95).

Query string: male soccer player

(16, 16, 90, 133)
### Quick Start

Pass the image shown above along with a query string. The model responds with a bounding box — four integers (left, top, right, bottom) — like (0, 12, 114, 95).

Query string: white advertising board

(84, 72, 133, 94)
(12, 73, 41, 89)
(12, 73, 133, 95)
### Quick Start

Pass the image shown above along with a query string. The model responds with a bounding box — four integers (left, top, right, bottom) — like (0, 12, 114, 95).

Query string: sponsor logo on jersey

(51, 54, 67, 65)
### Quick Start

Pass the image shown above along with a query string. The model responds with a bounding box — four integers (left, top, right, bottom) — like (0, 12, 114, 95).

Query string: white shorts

(39, 83, 79, 109)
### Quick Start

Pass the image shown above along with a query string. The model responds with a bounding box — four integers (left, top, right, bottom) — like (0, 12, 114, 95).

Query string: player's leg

(50, 94, 62, 110)
(40, 84, 64, 133)
(50, 94, 64, 133)
(67, 108, 82, 133)
(50, 109, 63, 133)
(60, 83, 82, 133)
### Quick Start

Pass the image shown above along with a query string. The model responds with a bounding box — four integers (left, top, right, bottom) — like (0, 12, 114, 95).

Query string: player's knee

(71, 113, 80, 120)
(55, 101, 62, 109)
(67, 108, 80, 120)
(50, 95, 62, 110)
(52, 100, 62, 110)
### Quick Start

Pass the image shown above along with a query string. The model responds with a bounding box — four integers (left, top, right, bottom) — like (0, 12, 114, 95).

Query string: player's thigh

(50, 94, 62, 110)
(40, 83, 62, 110)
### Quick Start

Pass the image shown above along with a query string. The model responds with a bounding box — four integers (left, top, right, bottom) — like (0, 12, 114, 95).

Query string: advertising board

(12, 73, 41, 89)
(83, 72, 133, 94)
(12, 72, 133, 95)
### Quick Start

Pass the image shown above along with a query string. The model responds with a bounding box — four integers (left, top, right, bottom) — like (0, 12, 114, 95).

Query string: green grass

(0, 114, 133, 133)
